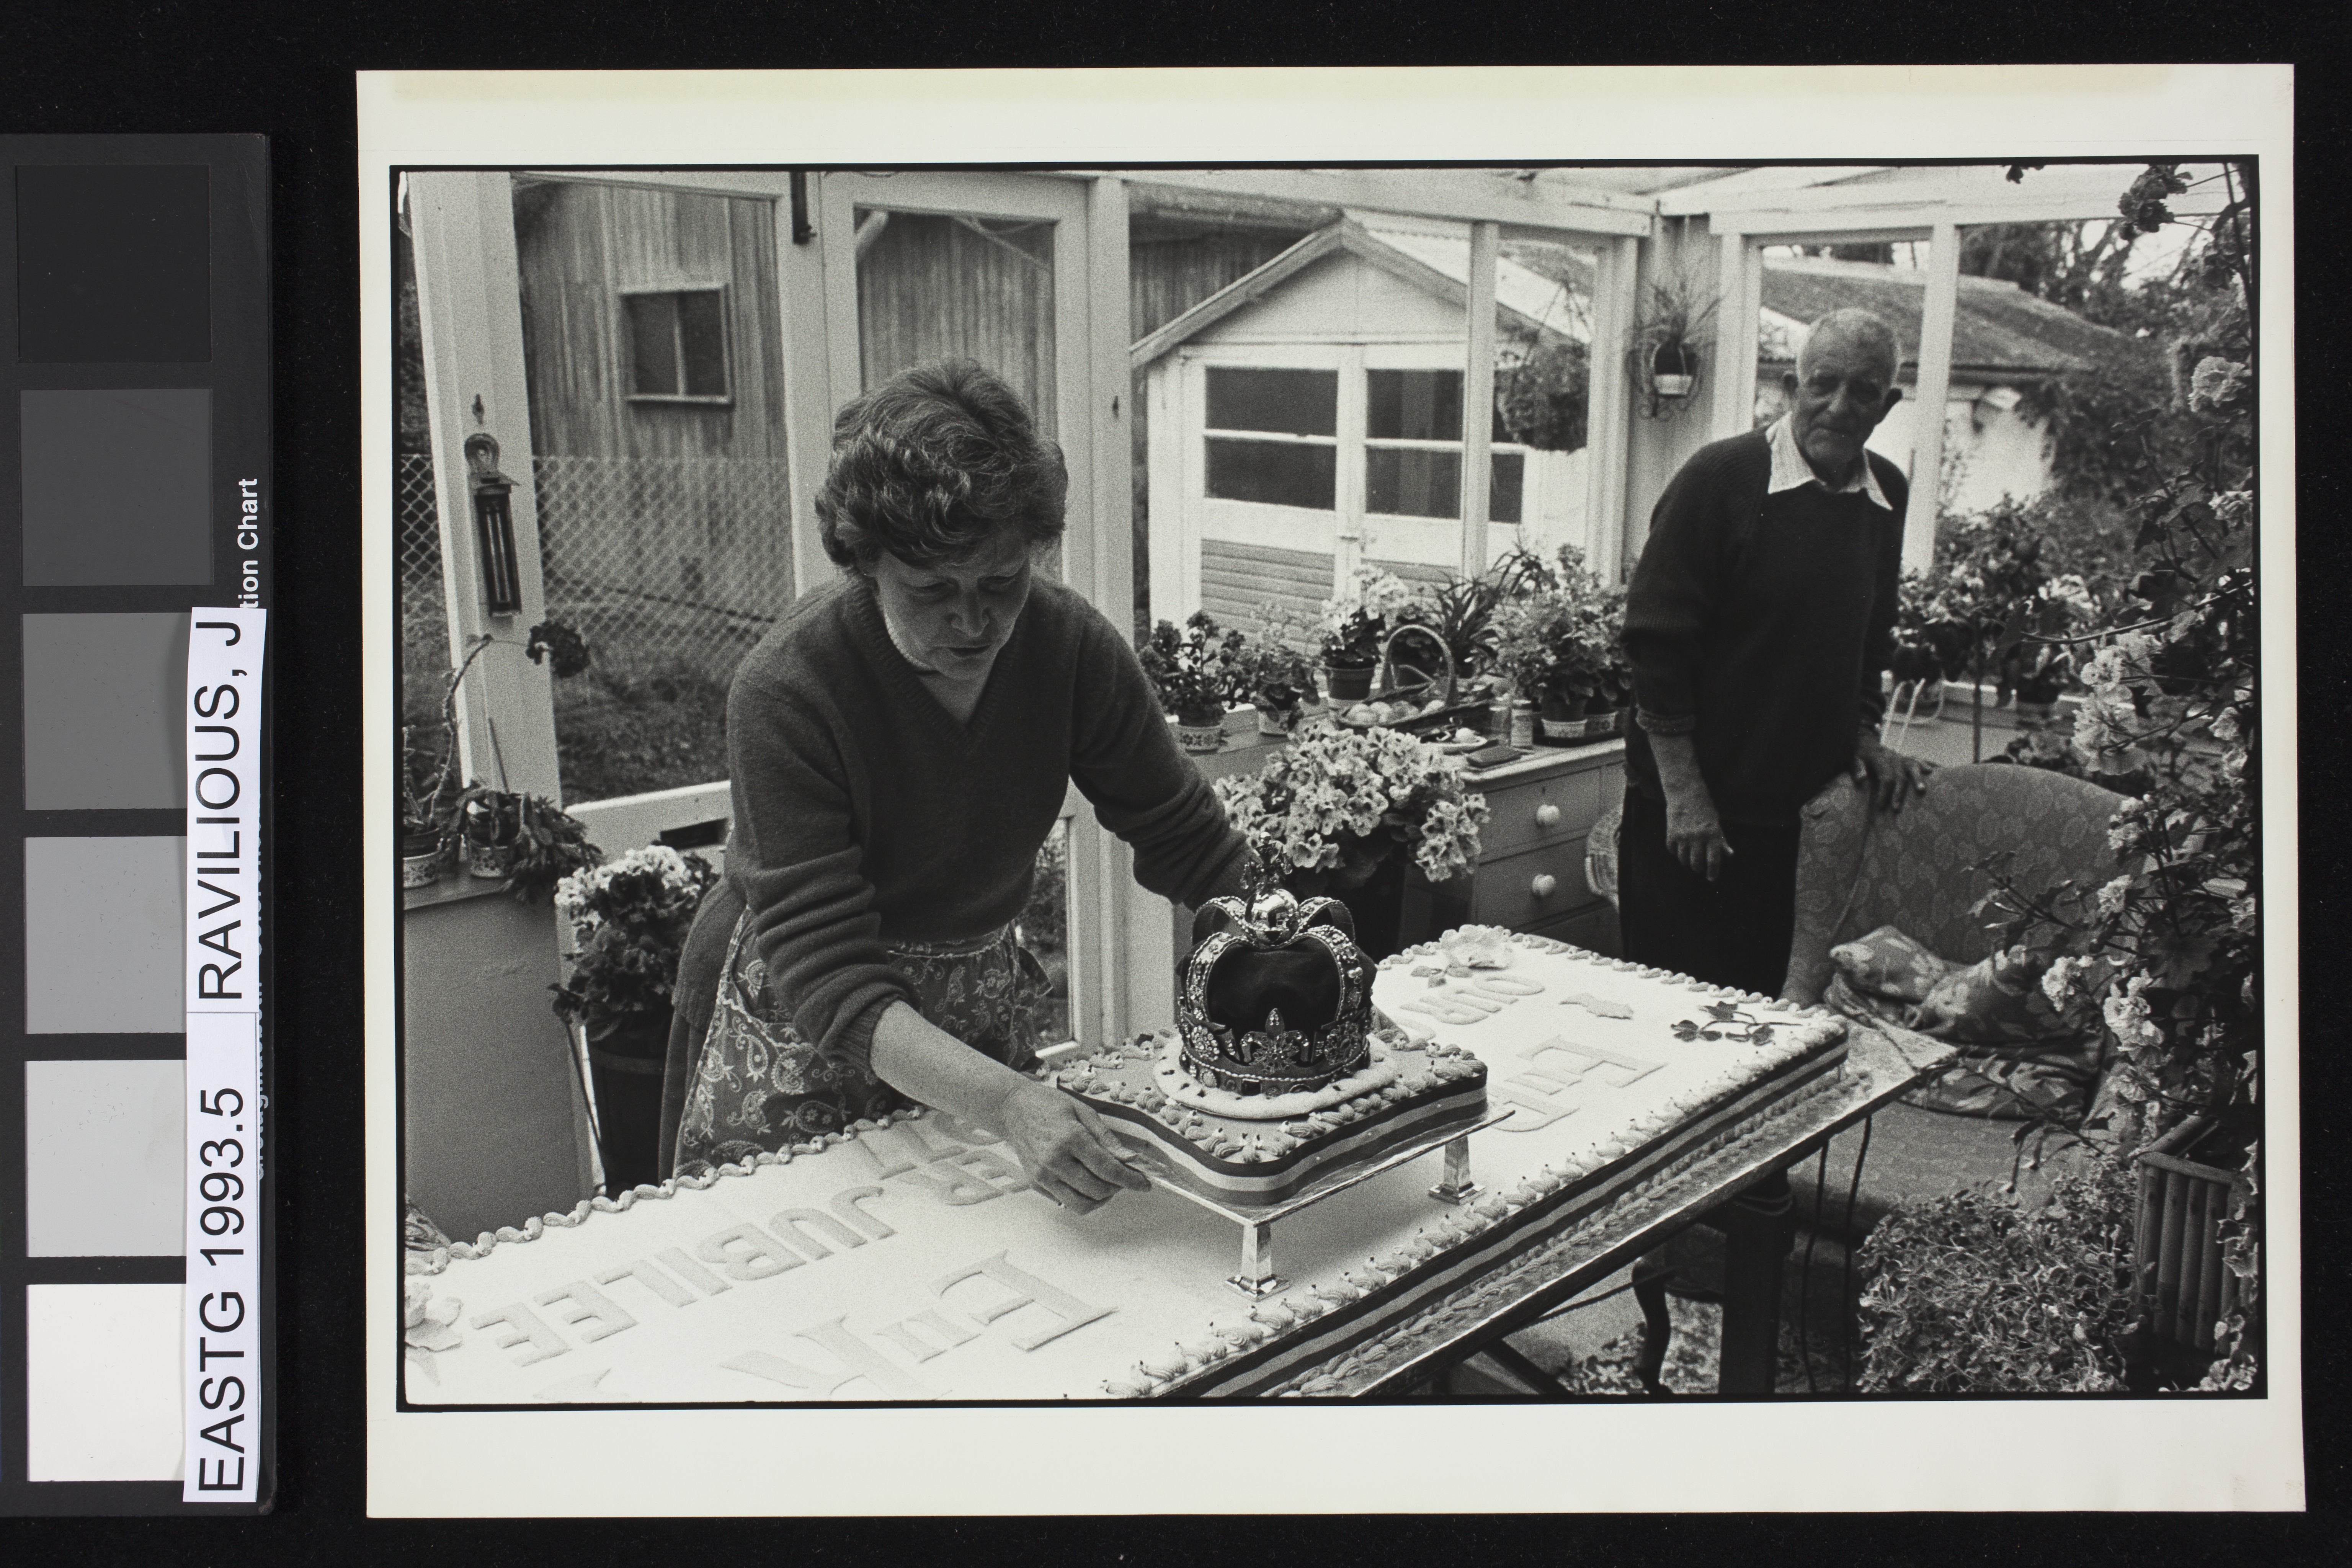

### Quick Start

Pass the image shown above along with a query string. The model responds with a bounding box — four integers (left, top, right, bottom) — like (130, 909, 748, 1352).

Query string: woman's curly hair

(813, 358, 1068, 570)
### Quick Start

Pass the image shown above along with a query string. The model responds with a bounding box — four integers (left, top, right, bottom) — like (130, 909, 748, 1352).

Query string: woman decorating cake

(658, 359, 1258, 1213)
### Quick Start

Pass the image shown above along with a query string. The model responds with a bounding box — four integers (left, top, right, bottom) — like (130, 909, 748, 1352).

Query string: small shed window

(1204, 367, 1337, 511)
(624, 287, 729, 402)
(1364, 369, 1523, 523)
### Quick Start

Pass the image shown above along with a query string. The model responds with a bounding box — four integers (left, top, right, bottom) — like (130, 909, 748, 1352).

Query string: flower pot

(2130, 1117, 2248, 1370)
(1323, 663, 1375, 703)
(401, 834, 445, 890)
(465, 838, 516, 879)
(1652, 372, 1695, 399)
(1253, 702, 1298, 738)
(584, 1008, 674, 1196)
(1174, 712, 1227, 753)
(2014, 697, 2060, 728)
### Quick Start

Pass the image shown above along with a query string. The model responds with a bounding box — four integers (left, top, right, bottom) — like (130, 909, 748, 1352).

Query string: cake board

(1111, 1104, 1519, 1297)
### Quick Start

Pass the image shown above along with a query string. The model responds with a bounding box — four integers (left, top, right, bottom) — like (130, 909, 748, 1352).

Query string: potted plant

(1490, 546, 1630, 741)
(399, 726, 453, 890)
(399, 804, 447, 890)
(552, 845, 721, 1194)
(1316, 566, 1421, 704)
(401, 618, 593, 890)
(1233, 633, 1317, 737)
(457, 782, 602, 902)
(1137, 610, 1246, 753)
(1211, 717, 1488, 959)
(1629, 269, 1720, 417)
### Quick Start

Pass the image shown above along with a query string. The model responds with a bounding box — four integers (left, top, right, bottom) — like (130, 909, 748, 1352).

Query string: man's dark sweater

(720, 572, 1253, 1071)
(1621, 426, 1908, 825)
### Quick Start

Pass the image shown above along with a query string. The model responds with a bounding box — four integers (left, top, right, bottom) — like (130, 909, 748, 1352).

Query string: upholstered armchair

(1782, 764, 2132, 1008)
(1584, 764, 2132, 1392)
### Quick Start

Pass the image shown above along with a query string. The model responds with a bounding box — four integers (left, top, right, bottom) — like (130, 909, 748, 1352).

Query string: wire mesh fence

(396, 451, 801, 802)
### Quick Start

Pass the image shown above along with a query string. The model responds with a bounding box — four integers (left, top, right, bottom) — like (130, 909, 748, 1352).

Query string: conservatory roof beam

(1114, 168, 1656, 237)
(1692, 170, 2237, 232)
(1652, 165, 1886, 212)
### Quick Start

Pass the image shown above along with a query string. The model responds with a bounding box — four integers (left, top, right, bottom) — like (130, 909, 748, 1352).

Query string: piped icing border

(1113, 1052, 1856, 1399)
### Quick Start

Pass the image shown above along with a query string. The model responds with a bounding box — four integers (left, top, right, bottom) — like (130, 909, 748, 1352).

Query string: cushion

(1913, 944, 2069, 1043)
(1829, 924, 1954, 1004)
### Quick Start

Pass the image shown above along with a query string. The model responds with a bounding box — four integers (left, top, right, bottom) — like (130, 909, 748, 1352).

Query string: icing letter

(1491, 1085, 1577, 1134)
(534, 1281, 639, 1343)
(1467, 974, 1544, 998)
(1524, 1037, 1665, 1088)
(828, 1186, 897, 1240)
(769, 1207, 871, 1258)
(932, 1252, 1116, 1351)
(597, 1259, 698, 1309)
(854, 1132, 920, 1181)
(656, 1246, 732, 1295)
(470, 1302, 571, 1366)
(928, 1112, 1006, 1148)
(946, 1147, 1030, 1195)
(896, 1118, 967, 1160)
(875, 1309, 981, 1364)
(695, 1222, 806, 1281)
(722, 1318, 937, 1400)
(1396, 996, 1501, 1027)
(898, 1161, 1006, 1207)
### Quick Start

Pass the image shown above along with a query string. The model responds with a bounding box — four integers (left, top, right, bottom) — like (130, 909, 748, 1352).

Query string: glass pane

(1206, 367, 1337, 437)
(1494, 235, 1597, 455)
(624, 292, 680, 396)
(1491, 452, 1524, 525)
(855, 208, 1057, 440)
(1019, 818, 1072, 1048)
(509, 180, 796, 804)
(855, 205, 1059, 578)
(678, 289, 728, 397)
(1366, 369, 1463, 441)
(1366, 446, 1460, 519)
(1206, 437, 1336, 510)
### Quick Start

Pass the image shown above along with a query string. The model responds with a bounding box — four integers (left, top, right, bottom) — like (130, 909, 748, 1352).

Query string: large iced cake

(404, 930, 1852, 1403)
(1047, 889, 1489, 1207)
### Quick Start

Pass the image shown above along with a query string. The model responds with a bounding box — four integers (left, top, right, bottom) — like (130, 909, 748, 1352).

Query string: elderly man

(1617, 307, 1933, 998)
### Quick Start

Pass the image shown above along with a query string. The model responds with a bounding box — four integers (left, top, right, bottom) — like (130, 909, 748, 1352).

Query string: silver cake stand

(1115, 1106, 1518, 1298)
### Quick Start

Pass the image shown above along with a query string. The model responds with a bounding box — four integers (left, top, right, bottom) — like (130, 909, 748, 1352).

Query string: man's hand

(1664, 782, 1735, 882)
(1648, 728, 1733, 881)
(992, 1078, 1152, 1215)
(1852, 730, 1934, 813)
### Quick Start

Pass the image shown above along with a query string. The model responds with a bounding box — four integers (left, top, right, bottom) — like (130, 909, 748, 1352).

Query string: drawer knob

(1530, 872, 1559, 899)
(1533, 803, 1563, 829)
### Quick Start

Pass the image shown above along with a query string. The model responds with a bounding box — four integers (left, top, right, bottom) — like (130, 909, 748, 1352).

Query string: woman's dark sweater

(722, 573, 1254, 1068)
(1621, 428, 1908, 825)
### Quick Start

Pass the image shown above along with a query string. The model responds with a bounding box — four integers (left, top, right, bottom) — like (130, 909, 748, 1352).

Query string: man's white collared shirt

(1766, 413, 1893, 511)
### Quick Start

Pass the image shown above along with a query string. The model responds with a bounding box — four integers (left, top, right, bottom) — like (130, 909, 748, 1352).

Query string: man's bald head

(1797, 308, 1904, 386)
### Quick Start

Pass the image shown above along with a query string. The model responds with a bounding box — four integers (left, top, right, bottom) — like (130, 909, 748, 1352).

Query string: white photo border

(360, 64, 2300, 1517)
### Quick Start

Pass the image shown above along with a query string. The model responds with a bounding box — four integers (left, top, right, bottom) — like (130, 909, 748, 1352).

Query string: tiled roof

(1759, 256, 2159, 382)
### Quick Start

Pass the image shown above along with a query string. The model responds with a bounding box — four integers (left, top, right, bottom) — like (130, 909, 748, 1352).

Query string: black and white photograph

(364, 67, 2300, 1516)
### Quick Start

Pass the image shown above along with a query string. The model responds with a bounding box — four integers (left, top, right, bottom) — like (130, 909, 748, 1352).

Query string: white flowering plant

(1963, 162, 2259, 1390)
(551, 845, 722, 1034)
(1317, 565, 1423, 670)
(1213, 717, 1488, 895)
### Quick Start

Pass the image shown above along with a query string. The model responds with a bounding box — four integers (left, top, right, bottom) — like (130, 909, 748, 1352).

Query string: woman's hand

(991, 1078, 1152, 1214)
